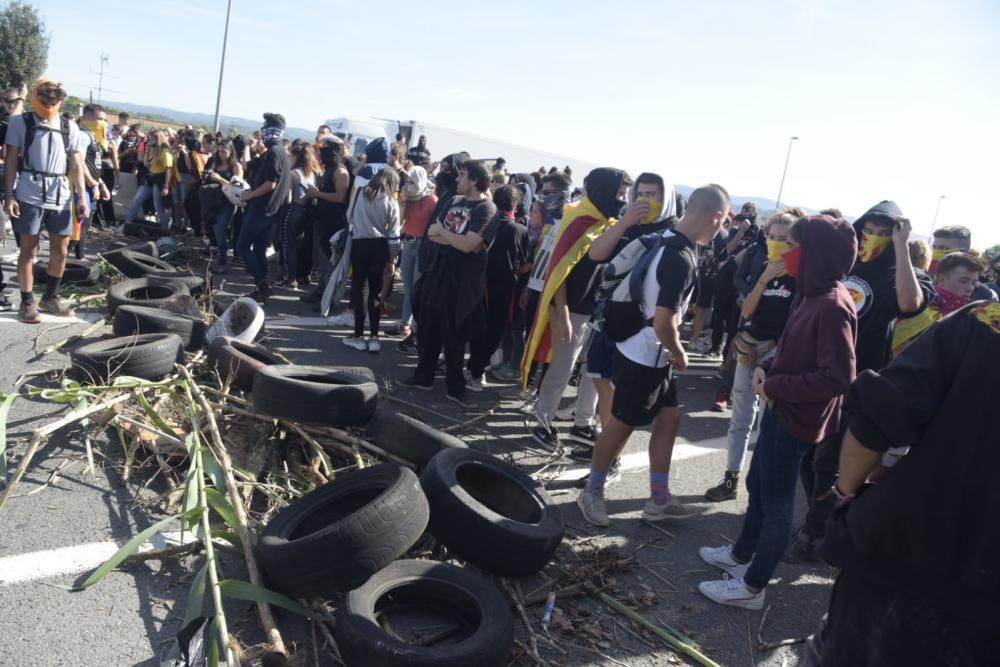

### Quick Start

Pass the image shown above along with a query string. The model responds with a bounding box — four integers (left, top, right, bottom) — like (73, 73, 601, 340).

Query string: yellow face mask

(858, 232, 891, 263)
(931, 246, 956, 262)
(637, 196, 663, 224)
(80, 118, 108, 149)
(766, 239, 789, 263)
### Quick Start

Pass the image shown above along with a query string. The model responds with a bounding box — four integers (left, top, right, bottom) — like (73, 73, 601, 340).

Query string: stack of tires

(256, 448, 565, 667)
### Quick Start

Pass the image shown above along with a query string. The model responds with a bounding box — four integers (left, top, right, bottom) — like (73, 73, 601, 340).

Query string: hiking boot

(342, 336, 368, 351)
(397, 333, 417, 354)
(531, 424, 560, 452)
(38, 296, 75, 318)
(18, 299, 42, 324)
(698, 544, 749, 579)
(642, 498, 694, 522)
(705, 471, 740, 502)
(398, 376, 433, 392)
(698, 576, 765, 610)
(712, 388, 730, 412)
(576, 489, 609, 527)
(0, 292, 14, 312)
(782, 531, 820, 564)
(566, 424, 598, 447)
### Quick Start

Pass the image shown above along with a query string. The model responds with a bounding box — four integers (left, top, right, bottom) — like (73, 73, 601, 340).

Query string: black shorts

(610, 350, 678, 427)
(695, 272, 716, 309)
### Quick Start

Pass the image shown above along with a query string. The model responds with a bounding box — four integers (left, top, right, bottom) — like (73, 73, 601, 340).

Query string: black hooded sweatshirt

(841, 301, 1000, 621)
(845, 201, 935, 373)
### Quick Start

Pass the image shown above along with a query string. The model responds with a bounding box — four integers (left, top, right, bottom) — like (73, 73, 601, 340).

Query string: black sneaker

(568, 443, 595, 461)
(0, 292, 13, 312)
(446, 391, 474, 408)
(531, 424, 561, 452)
(705, 471, 739, 502)
(566, 424, 598, 446)
(782, 531, 820, 564)
(397, 333, 417, 353)
(249, 284, 272, 303)
(398, 376, 433, 392)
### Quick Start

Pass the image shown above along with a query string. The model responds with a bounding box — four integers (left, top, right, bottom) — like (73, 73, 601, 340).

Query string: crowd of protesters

(1, 79, 998, 666)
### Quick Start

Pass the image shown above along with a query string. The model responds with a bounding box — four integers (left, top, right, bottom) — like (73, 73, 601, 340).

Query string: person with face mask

(302, 137, 353, 305)
(786, 201, 933, 563)
(929, 225, 997, 301)
(3, 79, 91, 323)
(705, 211, 799, 502)
(236, 112, 292, 302)
(521, 167, 630, 451)
(697, 214, 858, 609)
(396, 165, 437, 352)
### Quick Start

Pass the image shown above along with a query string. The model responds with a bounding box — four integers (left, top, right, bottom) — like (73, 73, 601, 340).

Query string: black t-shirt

(486, 215, 531, 287)
(422, 195, 499, 323)
(247, 146, 286, 214)
(655, 231, 698, 312)
(716, 223, 761, 287)
(406, 145, 431, 165)
(316, 164, 352, 233)
(744, 273, 796, 341)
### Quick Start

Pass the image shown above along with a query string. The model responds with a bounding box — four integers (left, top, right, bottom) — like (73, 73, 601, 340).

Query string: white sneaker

(698, 544, 749, 579)
(642, 498, 694, 522)
(342, 336, 367, 351)
(367, 337, 381, 354)
(698, 575, 765, 610)
(327, 311, 355, 327)
(464, 369, 485, 393)
(576, 489, 609, 527)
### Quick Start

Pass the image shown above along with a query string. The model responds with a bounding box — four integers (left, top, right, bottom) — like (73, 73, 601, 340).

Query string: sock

(20, 290, 33, 304)
(650, 471, 671, 505)
(586, 470, 607, 495)
(44, 273, 60, 300)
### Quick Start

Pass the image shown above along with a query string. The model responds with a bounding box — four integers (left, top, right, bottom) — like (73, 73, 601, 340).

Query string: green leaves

(218, 579, 323, 620)
(76, 513, 186, 590)
(183, 563, 209, 629)
(0, 390, 19, 481)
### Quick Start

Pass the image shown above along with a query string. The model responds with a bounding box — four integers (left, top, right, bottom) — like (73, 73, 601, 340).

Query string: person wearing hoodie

(302, 136, 353, 305)
(813, 301, 1000, 667)
(786, 201, 932, 562)
(579, 172, 677, 448)
(697, 214, 858, 610)
(521, 167, 630, 450)
(396, 165, 437, 351)
(576, 185, 728, 527)
(236, 112, 292, 302)
(401, 160, 498, 406)
(704, 210, 799, 502)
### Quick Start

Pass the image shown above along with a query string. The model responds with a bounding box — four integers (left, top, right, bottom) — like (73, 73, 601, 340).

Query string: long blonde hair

(145, 130, 168, 165)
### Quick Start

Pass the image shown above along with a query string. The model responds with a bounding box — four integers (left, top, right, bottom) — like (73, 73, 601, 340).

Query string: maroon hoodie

(761, 215, 859, 444)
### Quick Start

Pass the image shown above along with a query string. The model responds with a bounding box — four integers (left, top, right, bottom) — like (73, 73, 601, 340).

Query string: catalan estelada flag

(521, 196, 614, 388)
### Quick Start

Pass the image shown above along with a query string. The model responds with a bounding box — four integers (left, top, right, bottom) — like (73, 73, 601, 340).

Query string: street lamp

(212, 0, 233, 133)
(930, 195, 946, 234)
(775, 136, 798, 210)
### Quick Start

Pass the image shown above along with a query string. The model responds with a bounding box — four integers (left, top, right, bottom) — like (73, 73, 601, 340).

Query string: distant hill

(98, 100, 315, 141)
(674, 185, 823, 219)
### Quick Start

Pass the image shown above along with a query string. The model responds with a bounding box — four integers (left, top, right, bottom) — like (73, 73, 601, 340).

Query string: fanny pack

(733, 331, 776, 367)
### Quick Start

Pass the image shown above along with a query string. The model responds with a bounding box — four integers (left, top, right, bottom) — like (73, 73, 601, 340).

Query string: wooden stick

(0, 393, 130, 513)
(41, 316, 108, 356)
(177, 365, 288, 662)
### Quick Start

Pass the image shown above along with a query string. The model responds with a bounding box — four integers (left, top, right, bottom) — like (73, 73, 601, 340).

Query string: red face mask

(783, 245, 802, 278)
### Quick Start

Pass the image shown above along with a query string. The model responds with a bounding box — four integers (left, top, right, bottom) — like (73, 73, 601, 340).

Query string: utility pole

(97, 53, 109, 103)
(775, 136, 798, 210)
(213, 0, 233, 133)
(930, 195, 946, 234)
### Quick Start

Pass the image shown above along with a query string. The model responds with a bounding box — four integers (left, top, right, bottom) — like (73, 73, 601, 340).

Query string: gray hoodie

(350, 193, 400, 241)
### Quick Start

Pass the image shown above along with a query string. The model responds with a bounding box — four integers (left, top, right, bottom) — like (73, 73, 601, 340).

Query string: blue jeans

(400, 237, 422, 327)
(126, 182, 171, 229)
(213, 203, 236, 267)
(732, 407, 810, 590)
(172, 173, 194, 228)
(236, 207, 276, 285)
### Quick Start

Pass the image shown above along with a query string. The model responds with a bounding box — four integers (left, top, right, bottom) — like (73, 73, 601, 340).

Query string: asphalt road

(0, 208, 833, 666)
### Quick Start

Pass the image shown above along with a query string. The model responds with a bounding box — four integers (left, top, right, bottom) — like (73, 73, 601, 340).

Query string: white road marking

(0, 311, 105, 325)
(0, 530, 195, 587)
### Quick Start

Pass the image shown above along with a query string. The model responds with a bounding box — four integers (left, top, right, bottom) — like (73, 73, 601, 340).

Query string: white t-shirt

(616, 230, 696, 368)
(526, 221, 560, 293)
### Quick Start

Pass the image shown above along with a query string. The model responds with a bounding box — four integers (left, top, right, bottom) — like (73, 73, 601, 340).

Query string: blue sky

(38, 0, 1000, 246)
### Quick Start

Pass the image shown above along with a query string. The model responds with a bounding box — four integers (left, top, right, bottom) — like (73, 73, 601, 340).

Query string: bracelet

(830, 482, 854, 503)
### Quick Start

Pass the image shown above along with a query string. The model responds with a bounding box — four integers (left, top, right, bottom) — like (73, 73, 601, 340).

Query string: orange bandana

(31, 78, 63, 122)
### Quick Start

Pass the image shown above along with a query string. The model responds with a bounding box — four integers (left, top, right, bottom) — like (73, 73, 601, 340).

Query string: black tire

(335, 559, 514, 667)
(70, 333, 184, 383)
(251, 365, 379, 427)
(106, 250, 177, 279)
(420, 448, 565, 577)
(106, 240, 159, 256)
(325, 366, 376, 383)
(113, 305, 207, 350)
(366, 408, 467, 468)
(106, 278, 190, 314)
(32, 259, 100, 285)
(122, 221, 171, 239)
(207, 336, 284, 391)
(258, 465, 429, 598)
(146, 272, 206, 297)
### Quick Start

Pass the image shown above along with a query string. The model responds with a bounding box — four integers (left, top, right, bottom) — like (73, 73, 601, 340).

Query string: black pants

(349, 237, 389, 338)
(97, 165, 116, 226)
(296, 212, 313, 281)
(711, 285, 740, 354)
(799, 428, 843, 539)
(279, 203, 309, 283)
(468, 281, 516, 378)
(822, 566, 999, 667)
(414, 295, 482, 396)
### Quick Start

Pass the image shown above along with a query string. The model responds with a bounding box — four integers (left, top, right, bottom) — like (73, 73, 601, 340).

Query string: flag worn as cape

(521, 196, 615, 388)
